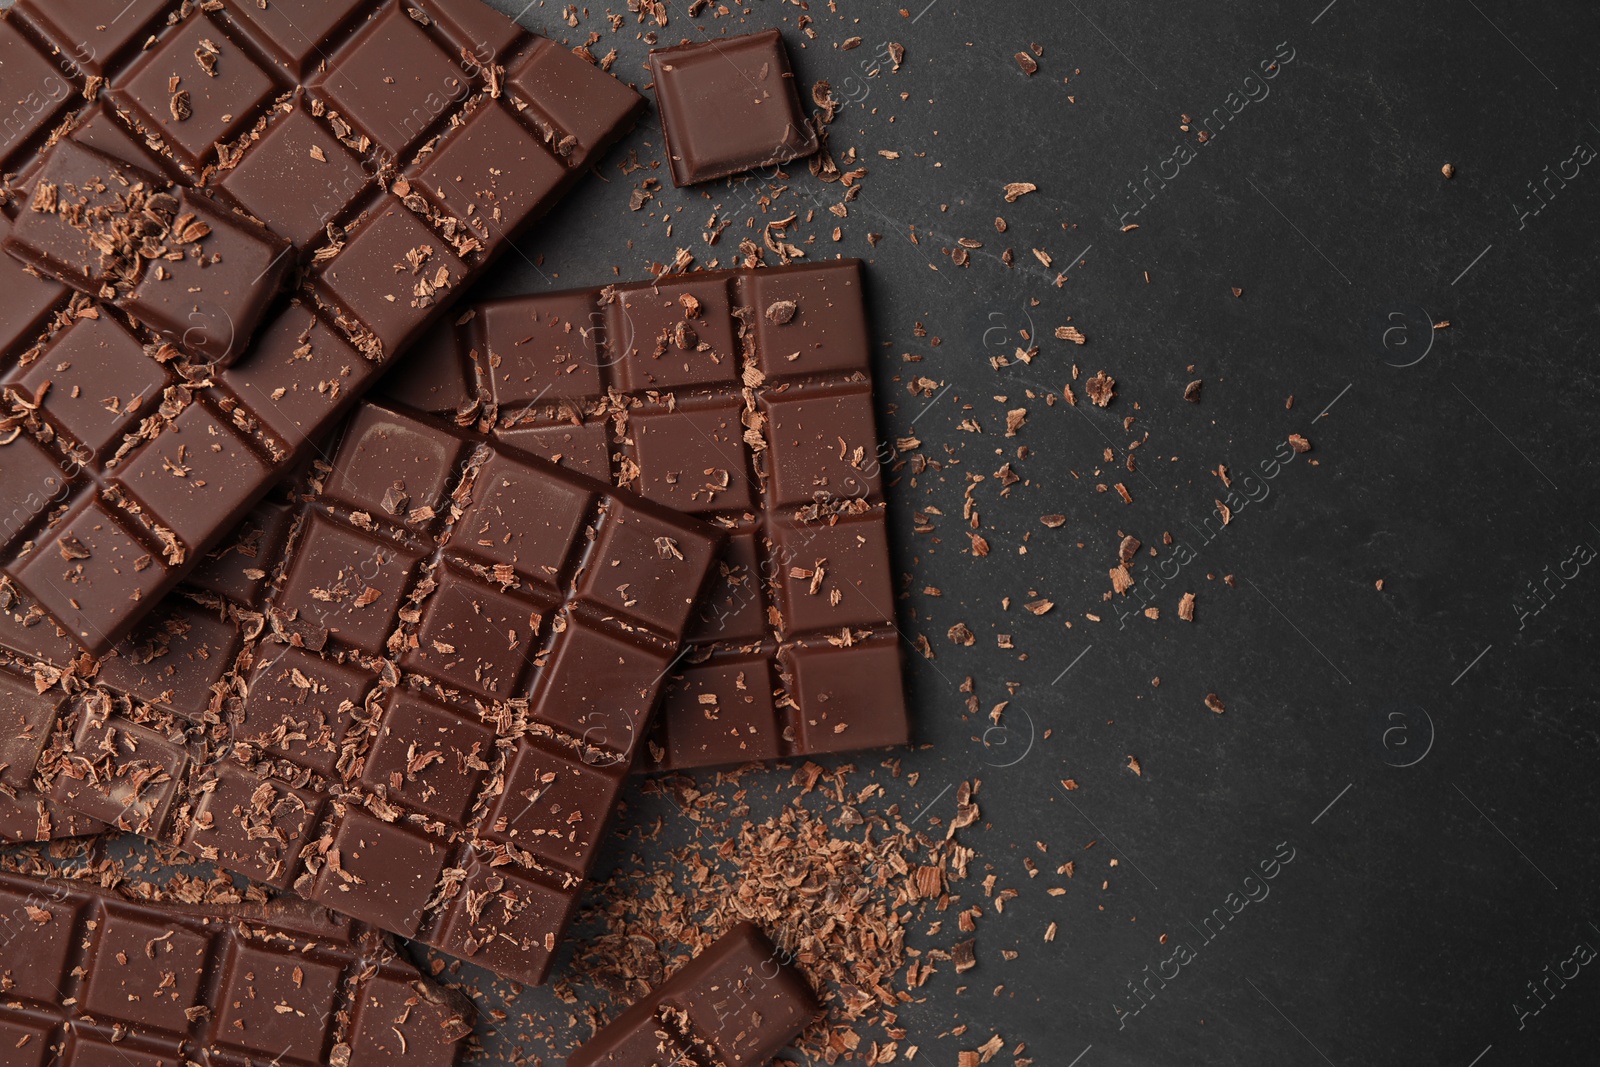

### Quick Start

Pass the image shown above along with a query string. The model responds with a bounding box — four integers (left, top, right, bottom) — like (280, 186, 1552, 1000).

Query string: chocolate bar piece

(649, 30, 819, 186)
(0, 868, 471, 1066)
(7, 140, 293, 365)
(0, 0, 645, 656)
(569, 923, 818, 1067)
(382, 260, 912, 771)
(0, 659, 102, 843)
(1, 399, 719, 984)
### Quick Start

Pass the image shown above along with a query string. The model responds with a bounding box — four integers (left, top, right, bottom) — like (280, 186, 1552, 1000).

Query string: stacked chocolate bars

(0, 7, 896, 1063)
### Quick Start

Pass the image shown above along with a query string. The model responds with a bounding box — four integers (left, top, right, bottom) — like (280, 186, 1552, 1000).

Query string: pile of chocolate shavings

(549, 763, 985, 1066)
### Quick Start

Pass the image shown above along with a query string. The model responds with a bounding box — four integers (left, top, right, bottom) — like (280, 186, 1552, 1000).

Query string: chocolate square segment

(312, 6, 468, 159)
(507, 39, 647, 164)
(215, 944, 343, 1063)
(481, 290, 605, 406)
(649, 29, 819, 186)
(414, 102, 565, 244)
(760, 386, 883, 509)
(220, 304, 374, 451)
(579, 507, 720, 635)
(276, 515, 422, 656)
(82, 909, 209, 1030)
(486, 739, 624, 872)
(360, 689, 496, 823)
(225, 0, 368, 74)
(0, 670, 64, 791)
(428, 854, 577, 984)
(237, 646, 374, 775)
(18, 313, 165, 459)
(318, 204, 465, 358)
(324, 402, 465, 528)
(0, 21, 74, 165)
(307, 807, 449, 937)
(120, 13, 278, 169)
(0, 435, 72, 554)
(454, 450, 592, 588)
(611, 275, 741, 391)
(97, 598, 242, 721)
(531, 617, 672, 760)
(114, 401, 272, 551)
(218, 105, 374, 250)
(10, 499, 166, 651)
(181, 762, 321, 889)
(15, 0, 168, 76)
(569, 923, 818, 1067)
(400, 565, 548, 699)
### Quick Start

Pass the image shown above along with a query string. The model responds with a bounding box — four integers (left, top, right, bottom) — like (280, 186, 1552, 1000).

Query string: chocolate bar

(0, 0, 645, 656)
(0, 398, 719, 984)
(649, 30, 819, 187)
(381, 260, 912, 771)
(0, 868, 471, 1066)
(568, 923, 818, 1067)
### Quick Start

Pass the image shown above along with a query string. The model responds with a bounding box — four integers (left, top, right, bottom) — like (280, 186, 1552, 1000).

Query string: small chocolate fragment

(0, 868, 470, 1066)
(649, 29, 820, 186)
(569, 923, 819, 1067)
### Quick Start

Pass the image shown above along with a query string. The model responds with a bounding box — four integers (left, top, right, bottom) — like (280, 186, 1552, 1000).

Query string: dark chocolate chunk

(0, 868, 471, 1066)
(5, 141, 293, 365)
(384, 260, 911, 772)
(569, 923, 818, 1067)
(4, 398, 720, 985)
(649, 29, 820, 186)
(0, 0, 646, 656)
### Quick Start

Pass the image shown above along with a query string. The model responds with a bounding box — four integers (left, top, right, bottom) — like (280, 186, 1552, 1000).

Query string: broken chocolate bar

(0, 867, 471, 1066)
(0, 397, 719, 984)
(381, 259, 912, 771)
(649, 29, 819, 186)
(568, 922, 818, 1067)
(7, 140, 292, 366)
(0, 0, 645, 656)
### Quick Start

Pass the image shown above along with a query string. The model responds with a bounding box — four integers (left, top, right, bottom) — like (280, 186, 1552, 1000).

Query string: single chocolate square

(649, 29, 819, 186)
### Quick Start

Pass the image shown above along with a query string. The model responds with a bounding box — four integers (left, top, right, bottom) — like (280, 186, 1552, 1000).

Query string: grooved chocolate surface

(0, 869, 470, 1066)
(568, 922, 818, 1067)
(381, 259, 911, 772)
(648, 30, 819, 187)
(0, 0, 645, 657)
(0, 398, 719, 984)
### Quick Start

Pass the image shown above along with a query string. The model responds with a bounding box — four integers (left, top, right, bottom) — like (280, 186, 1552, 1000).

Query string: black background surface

(16, 0, 1598, 1064)
(455, 1, 1600, 1064)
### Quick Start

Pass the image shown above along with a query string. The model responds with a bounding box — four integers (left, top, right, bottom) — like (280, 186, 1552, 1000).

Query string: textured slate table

(466, 0, 1600, 1062)
(22, 0, 1600, 1063)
